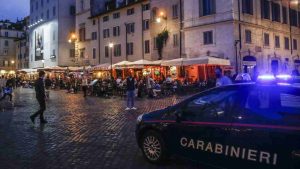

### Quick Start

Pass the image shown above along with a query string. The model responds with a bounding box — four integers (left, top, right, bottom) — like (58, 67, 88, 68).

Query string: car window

(182, 88, 241, 122)
(237, 86, 300, 126)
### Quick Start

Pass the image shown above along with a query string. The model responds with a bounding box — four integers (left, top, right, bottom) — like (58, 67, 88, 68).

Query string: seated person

(152, 83, 161, 97)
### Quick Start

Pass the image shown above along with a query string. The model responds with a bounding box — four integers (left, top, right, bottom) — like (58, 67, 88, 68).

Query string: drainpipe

(289, 2, 293, 55)
(98, 16, 101, 64)
(125, 23, 128, 61)
(141, 4, 145, 60)
(179, 0, 183, 58)
(238, 0, 242, 73)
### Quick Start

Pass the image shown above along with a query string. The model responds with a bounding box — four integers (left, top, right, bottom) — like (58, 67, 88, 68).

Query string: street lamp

(11, 60, 15, 71)
(155, 10, 168, 28)
(109, 42, 114, 79)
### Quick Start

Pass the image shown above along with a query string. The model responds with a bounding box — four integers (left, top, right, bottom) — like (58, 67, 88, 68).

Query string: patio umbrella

(131, 59, 161, 66)
(92, 63, 111, 71)
(113, 61, 134, 69)
(161, 56, 230, 66)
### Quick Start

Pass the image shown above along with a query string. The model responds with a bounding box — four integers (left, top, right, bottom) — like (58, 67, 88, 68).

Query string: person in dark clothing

(45, 76, 52, 90)
(0, 77, 13, 101)
(125, 75, 136, 110)
(30, 71, 47, 124)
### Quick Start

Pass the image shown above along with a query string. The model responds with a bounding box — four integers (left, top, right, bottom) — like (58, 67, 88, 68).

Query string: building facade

(0, 20, 25, 74)
(75, 0, 99, 67)
(78, 0, 300, 77)
(183, 0, 300, 75)
(16, 17, 30, 70)
(28, 0, 76, 69)
(91, 0, 152, 65)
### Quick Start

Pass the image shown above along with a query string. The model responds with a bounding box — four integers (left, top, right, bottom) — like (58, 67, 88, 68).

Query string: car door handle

(292, 150, 300, 159)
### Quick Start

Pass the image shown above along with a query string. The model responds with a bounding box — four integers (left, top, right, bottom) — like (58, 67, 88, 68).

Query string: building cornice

(89, 0, 148, 19)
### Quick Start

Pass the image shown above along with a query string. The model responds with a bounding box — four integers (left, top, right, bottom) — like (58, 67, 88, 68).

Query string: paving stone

(0, 88, 211, 169)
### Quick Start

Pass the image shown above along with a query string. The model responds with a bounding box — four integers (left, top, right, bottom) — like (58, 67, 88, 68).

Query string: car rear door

(171, 87, 244, 167)
(227, 86, 300, 169)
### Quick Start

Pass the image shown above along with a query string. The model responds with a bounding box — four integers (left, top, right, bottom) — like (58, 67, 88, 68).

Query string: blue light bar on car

(257, 74, 276, 81)
(276, 74, 292, 80)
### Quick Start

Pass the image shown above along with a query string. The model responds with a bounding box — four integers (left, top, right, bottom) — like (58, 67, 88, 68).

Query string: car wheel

(141, 130, 167, 164)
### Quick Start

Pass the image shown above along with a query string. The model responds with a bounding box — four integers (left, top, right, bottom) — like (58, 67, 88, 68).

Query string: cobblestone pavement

(0, 88, 212, 169)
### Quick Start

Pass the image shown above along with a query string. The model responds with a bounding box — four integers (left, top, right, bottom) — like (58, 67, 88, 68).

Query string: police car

(136, 74, 300, 169)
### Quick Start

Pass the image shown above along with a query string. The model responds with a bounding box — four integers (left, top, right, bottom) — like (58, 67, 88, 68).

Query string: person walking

(0, 80, 13, 102)
(30, 71, 47, 124)
(125, 74, 137, 111)
(82, 76, 88, 97)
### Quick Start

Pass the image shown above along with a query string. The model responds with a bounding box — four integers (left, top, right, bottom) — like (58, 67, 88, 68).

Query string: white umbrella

(161, 56, 230, 66)
(131, 59, 161, 66)
(113, 61, 134, 69)
(92, 63, 112, 71)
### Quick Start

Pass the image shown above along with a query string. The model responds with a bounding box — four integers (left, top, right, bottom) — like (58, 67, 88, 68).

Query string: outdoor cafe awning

(131, 59, 161, 66)
(92, 63, 113, 71)
(113, 61, 134, 69)
(17, 69, 38, 73)
(161, 56, 230, 66)
(38, 66, 67, 71)
(113, 60, 162, 69)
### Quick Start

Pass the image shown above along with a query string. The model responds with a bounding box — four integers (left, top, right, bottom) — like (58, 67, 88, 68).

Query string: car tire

(141, 130, 167, 164)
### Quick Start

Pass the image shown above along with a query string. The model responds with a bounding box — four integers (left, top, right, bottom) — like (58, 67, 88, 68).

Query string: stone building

(90, 0, 152, 64)
(75, 0, 99, 67)
(28, 0, 76, 68)
(183, 0, 300, 75)
(0, 20, 25, 74)
(16, 17, 30, 70)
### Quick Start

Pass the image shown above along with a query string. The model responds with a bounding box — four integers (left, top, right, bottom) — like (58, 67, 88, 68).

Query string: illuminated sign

(35, 29, 44, 61)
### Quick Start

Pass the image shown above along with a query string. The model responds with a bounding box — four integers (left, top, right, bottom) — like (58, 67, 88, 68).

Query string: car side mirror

(175, 109, 184, 123)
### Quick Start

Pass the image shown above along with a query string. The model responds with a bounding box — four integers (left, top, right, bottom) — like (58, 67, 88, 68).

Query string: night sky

(0, 0, 29, 22)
